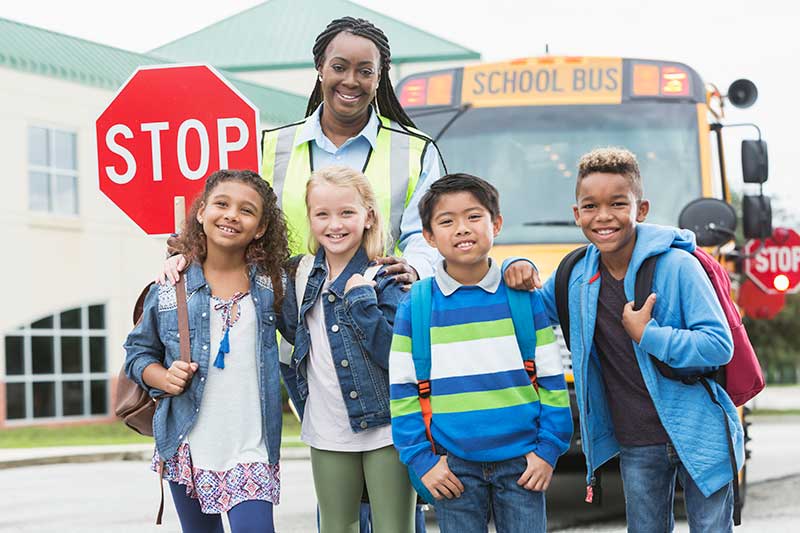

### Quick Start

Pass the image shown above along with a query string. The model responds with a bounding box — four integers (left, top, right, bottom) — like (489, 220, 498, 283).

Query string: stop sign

(96, 64, 260, 234)
(737, 278, 785, 319)
(743, 227, 800, 294)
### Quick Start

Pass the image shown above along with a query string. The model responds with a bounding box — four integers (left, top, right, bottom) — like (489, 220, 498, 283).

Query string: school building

(0, 0, 479, 428)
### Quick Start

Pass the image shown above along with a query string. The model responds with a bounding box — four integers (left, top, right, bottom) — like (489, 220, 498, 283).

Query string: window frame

(27, 125, 80, 216)
(4, 304, 109, 424)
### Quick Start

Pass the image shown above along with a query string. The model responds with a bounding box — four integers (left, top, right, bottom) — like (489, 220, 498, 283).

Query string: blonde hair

(305, 165, 387, 260)
(577, 147, 643, 201)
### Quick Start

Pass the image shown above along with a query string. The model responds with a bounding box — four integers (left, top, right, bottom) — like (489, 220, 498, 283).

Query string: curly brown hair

(177, 169, 289, 311)
(576, 147, 643, 201)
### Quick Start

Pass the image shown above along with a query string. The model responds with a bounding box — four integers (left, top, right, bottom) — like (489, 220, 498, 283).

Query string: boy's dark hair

(576, 147, 644, 200)
(419, 173, 500, 232)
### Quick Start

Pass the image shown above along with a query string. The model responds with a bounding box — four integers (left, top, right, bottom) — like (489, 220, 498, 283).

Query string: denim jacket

(124, 262, 289, 464)
(281, 247, 405, 433)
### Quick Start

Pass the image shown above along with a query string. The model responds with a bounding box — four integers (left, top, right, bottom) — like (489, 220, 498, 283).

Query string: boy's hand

(374, 256, 418, 289)
(345, 273, 377, 293)
(622, 293, 657, 343)
(503, 261, 542, 291)
(421, 456, 464, 500)
(517, 451, 554, 491)
(157, 254, 188, 286)
(164, 361, 199, 395)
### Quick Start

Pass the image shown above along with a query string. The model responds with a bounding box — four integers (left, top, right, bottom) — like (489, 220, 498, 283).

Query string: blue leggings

(169, 481, 275, 533)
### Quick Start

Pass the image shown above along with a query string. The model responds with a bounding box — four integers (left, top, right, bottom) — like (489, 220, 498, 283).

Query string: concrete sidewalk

(0, 441, 310, 469)
(748, 384, 800, 411)
(2, 385, 795, 471)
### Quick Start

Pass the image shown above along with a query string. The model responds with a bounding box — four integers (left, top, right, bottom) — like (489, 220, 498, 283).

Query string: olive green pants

(310, 445, 416, 533)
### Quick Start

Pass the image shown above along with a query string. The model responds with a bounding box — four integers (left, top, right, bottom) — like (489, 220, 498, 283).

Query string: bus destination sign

(461, 57, 623, 107)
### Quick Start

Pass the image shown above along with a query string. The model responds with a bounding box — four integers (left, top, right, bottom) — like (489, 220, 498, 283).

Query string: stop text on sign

(752, 246, 800, 274)
(104, 117, 249, 184)
(96, 64, 260, 234)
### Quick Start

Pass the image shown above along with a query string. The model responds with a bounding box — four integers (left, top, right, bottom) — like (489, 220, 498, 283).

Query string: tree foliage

(743, 294, 800, 382)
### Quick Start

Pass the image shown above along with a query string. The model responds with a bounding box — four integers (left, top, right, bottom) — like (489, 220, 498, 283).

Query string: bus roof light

(661, 67, 690, 96)
(426, 74, 453, 106)
(399, 78, 427, 108)
(632, 64, 659, 96)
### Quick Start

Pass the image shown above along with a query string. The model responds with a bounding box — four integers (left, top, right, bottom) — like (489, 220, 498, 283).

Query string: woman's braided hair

(306, 16, 417, 129)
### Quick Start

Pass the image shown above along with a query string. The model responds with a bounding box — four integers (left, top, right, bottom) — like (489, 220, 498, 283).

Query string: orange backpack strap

(410, 279, 435, 450)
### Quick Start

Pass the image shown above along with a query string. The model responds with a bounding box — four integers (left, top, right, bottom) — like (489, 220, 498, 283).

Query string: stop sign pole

(743, 227, 800, 295)
(96, 64, 260, 235)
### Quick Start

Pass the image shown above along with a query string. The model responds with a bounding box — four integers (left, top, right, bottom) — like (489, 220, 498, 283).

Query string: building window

(4, 304, 107, 422)
(28, 126, 79, 215)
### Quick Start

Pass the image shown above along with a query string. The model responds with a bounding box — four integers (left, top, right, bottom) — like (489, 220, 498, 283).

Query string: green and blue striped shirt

(389, 261, 572, 479)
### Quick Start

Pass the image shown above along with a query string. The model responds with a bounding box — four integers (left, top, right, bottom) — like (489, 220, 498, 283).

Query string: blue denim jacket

(124, 262, 288, 464)
(281, 247, 405, 433)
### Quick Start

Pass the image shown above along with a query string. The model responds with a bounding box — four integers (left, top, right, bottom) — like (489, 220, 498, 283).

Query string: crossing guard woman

(263, 16, 440, 533)
(261, 16, 441, 281)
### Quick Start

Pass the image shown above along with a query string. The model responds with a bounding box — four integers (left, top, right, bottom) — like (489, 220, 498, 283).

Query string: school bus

(397, 56, 769, 504)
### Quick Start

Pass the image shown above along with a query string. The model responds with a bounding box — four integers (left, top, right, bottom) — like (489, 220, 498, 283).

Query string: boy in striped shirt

(389, 174, 572, 532)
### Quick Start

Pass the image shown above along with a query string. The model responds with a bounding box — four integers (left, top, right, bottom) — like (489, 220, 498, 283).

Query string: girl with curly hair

(124, 169, 291, 533)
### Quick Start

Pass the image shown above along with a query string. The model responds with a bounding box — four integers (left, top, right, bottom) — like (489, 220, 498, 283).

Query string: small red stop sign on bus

(96, 64, 260, 234)
(744, 228, 800, 295)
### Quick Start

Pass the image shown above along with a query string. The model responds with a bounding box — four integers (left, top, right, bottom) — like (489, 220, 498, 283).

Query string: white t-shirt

(187, 295, 270, 470)
(301, 277, 393, 451)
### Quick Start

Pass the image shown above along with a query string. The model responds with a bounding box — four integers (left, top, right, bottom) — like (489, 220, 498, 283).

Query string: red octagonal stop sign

(743, 227, 800, 295)
(96, 64, 260, 234)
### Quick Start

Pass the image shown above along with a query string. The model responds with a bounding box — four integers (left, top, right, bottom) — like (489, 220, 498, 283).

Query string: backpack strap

(279, 255, 315, 366)
(635, 252, 741, 525)
(505, 286, 539, 391)
(634, 255, 677, 380)
(554, 246, 588, 352)
(410, 277, 435, 446)
(363, 263, 382, 282)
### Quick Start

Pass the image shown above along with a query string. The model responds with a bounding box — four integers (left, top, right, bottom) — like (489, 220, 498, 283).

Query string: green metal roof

(0, 17, 307, 125)
(150, 0, 480, 71)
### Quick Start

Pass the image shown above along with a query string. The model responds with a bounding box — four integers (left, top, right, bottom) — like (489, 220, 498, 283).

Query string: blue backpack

(406, 266, 540, 503)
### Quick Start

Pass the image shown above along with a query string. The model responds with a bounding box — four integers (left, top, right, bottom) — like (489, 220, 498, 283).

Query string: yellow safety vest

(261, 115, 430, 255)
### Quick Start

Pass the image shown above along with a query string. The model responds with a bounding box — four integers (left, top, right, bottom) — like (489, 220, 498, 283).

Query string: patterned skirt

(151, 443, 281, 514)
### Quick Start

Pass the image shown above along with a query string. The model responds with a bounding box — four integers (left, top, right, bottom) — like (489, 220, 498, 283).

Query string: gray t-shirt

(594, 263, 669, 446)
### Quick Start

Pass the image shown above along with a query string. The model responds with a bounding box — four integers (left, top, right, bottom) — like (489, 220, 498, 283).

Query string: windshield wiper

(409, 104, 472, 142)
(522, 221, 576, 226)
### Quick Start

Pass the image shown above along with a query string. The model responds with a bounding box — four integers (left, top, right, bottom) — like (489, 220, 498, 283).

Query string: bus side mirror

(678, 198, 737, 247)
(742, 140, 768, 184)
(742, 195, 772, 240)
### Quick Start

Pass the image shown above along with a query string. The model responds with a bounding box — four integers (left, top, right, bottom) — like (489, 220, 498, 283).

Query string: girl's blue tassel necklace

(211, 291, 249, 369)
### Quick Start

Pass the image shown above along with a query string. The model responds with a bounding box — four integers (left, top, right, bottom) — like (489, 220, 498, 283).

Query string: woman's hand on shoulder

(374, 256, 418, 290)
(156, 254, 188, 286)
(345, 273, 377, 294)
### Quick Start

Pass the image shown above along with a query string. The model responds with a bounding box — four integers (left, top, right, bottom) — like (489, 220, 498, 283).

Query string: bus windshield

(412, 102, 702, 245)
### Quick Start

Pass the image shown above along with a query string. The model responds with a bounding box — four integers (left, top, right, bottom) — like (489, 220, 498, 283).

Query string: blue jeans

(433, 453, 546, 533)
(619, 443, 733, 533)
(169, 482, 275, 533)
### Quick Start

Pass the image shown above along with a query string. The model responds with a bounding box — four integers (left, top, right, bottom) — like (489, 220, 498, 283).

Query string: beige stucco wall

(0, 66, 168, 423)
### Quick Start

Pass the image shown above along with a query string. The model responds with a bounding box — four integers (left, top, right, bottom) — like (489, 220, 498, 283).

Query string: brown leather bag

(114, 276, 191, 435)
(114, 277, 190, 525)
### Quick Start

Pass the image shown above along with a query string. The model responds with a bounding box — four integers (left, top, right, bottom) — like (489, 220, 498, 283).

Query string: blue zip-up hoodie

(541, 224, 742, 497)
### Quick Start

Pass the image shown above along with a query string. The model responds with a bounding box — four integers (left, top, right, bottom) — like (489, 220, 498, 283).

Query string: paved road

(0, 416, 796, 532)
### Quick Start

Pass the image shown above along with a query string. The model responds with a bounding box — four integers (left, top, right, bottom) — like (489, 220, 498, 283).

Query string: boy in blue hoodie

(537, 148, 742, 532)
